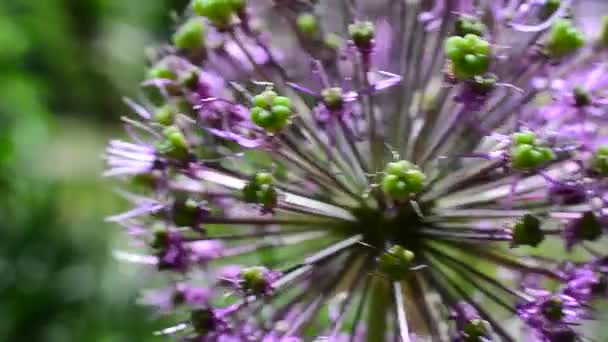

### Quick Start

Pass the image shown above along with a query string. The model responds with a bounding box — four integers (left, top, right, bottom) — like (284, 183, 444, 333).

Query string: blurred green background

(0, 1, 187, 341)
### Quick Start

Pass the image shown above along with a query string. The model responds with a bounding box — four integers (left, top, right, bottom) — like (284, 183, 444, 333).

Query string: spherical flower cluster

(105, 0, 608, 341)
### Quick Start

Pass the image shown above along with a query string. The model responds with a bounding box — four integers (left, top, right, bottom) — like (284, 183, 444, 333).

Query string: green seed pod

(191, 309, 217, 335)
(154, 104, 177, 125)
(378, 245, 415, 280)
(173, 18, 206, 51)
(173, 198, 201, 227)
(455, 16, 486, 37)
(577, 211, 602, 241)
(147, 66, 177, 81)
(573, 86, 591, 107)
(156, 126, 189, 159)
(545, 19, 585, 58)
(512, 214, 545, 247)
(193, 0, 235, 28)
(593, 145, 608, 175)
(348, 21, 375, 49)
(445, 34, 490, 80)
(322, 87, 344, 110)
(240, 266, 268, 294)
(542, 297, 564, 322)
(243, 172, 278, 209)
(462, 319, 491, 342)
(272, 96, 291, 108)
(297, 13, 319, 38)
(252, 90, 278, 109)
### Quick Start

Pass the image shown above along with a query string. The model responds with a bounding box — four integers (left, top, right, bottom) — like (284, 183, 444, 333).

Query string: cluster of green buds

(155, 126, 189, 160)
(592, 145, 608, 175)
(348, 21, 375, 50)
(239, 266, 271, 295)
(510, 131, 555, 170)
(250, 89, 292, 133)
(378, 245, 415, 280)
(454, 16, 486, 37)
(382, 160, 426, 200)
(445, 33, 490, 80)
(511, 214, 545, 247)
(242, 172, 278, 210)
(193, 0, 246, 28)
(145, 58, 201, 104)
(545, 19, 585, 58)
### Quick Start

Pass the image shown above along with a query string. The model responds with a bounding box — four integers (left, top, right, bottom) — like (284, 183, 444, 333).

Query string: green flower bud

(471, 74, 497, 94)
(512, 214, 545, 247)
(445, 34, 490, 80)
(577, 211, 602, 241)
(255, 172, 273, 185)
(348, 21, 375, 49)
(545, 19, 585, 58)
(378, 245, 414, 280)
(240, 266, 269, 294)
(593, 144, 608, 175)
(324, 33, 343, 50)
(272, 96, 291, 108)
(147, 66, 177, 81)
(512, 131, 537, 146)
(463, 319, 490, 341)
(154, 104, 177, 125)
(156, 126, 189, 159)
(173, 18, 206, 51)
(252, 90, 278, 109)
(455, 16, 486, 37)
(271, 104, 291, 122)
(297, 13, 319, 38)
(151, 229, 169, 249)
(573, 86, 591, 107)
(322, 87, 344, 110)
(193, 0, 235, 27)
(243, 172, 278, 209)
(191, 309, 217, 335)
(542, 297, 564, 322)
(173, 198, 201, 227)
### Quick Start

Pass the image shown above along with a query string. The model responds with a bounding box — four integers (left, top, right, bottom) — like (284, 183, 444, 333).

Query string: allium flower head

(106, 1, 608, 341)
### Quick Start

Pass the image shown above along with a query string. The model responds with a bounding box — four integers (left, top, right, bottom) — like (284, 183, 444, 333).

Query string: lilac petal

(123, 97, 152, 119)
(206, 128, 263, 148)
(509, 0, 572, 32)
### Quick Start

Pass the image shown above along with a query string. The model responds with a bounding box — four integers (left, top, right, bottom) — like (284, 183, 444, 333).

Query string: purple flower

(105, 0, 608, 340)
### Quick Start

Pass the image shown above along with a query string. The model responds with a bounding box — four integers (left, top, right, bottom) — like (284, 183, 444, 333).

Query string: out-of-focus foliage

(0, 0, 189, 341)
